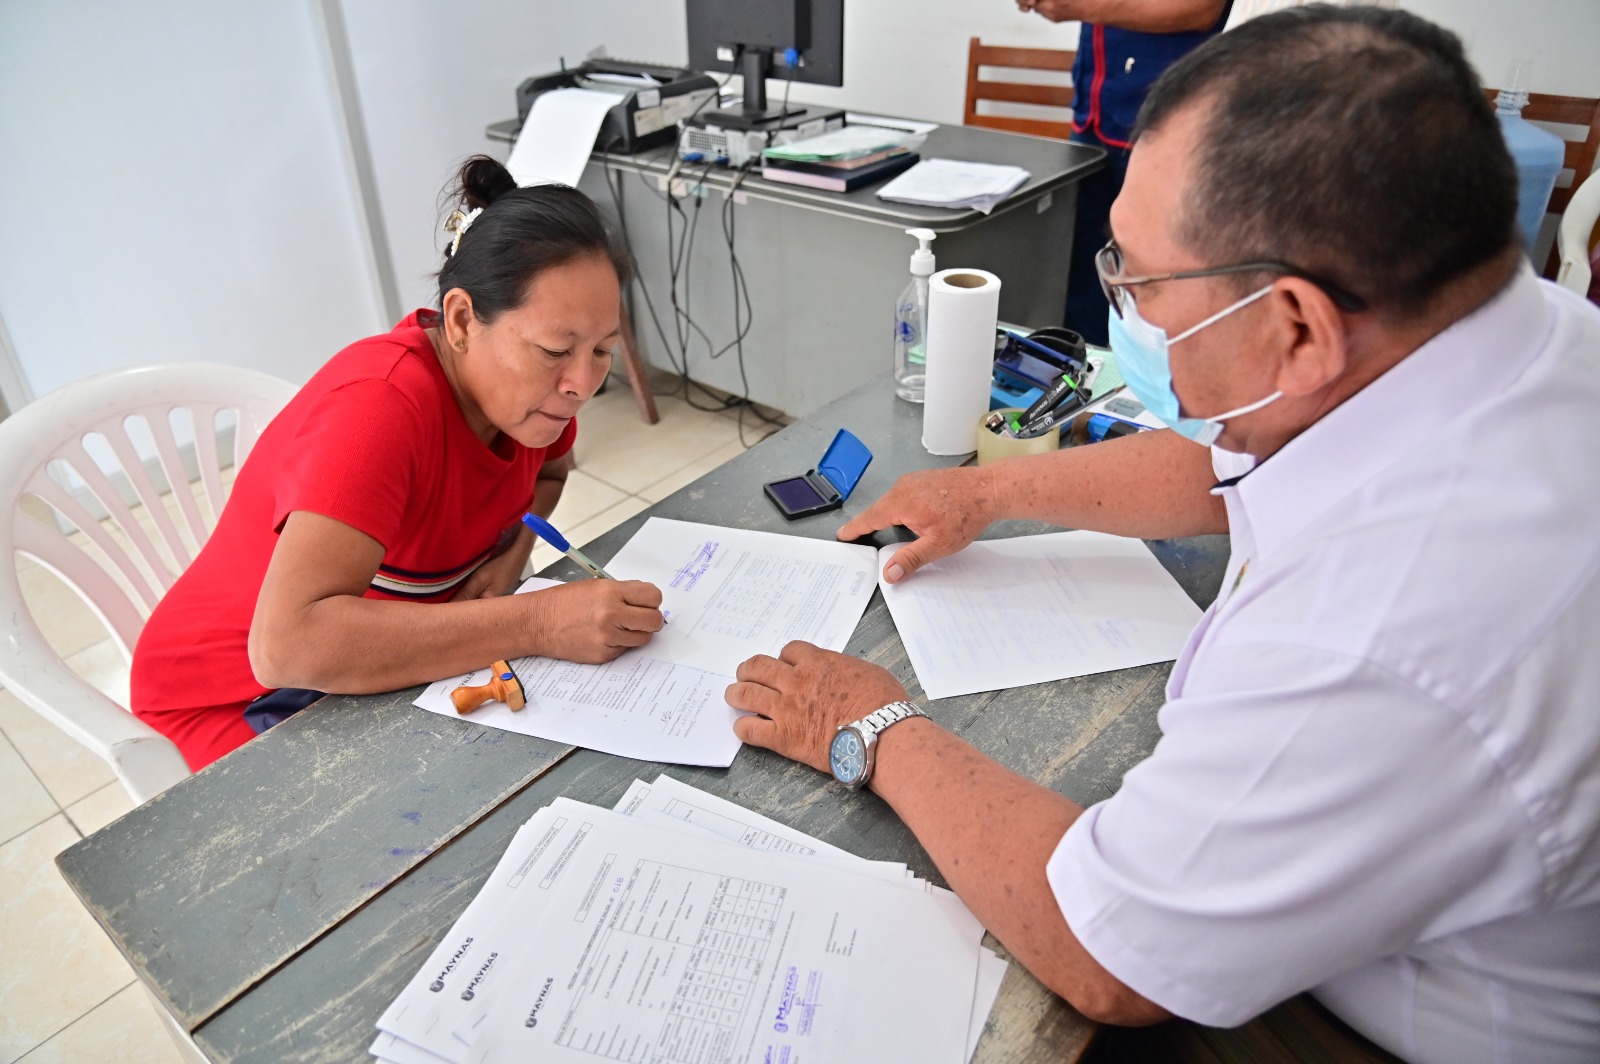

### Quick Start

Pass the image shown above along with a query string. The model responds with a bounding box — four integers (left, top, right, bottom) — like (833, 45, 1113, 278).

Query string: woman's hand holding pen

(526, 580, 666, 664)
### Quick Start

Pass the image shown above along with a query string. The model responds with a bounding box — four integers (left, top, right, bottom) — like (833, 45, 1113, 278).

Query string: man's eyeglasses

(1095, 240, 1368, 318)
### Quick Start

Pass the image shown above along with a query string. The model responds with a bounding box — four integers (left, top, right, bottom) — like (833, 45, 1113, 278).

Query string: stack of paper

(371, 776, 1006, 1064)
(763, 124, 923, 163)
(875, 158, 1032, 214)
(413, 519, 878, 767)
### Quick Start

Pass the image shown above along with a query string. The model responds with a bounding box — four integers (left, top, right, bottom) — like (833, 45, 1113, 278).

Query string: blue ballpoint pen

(521, 513, 616, 580)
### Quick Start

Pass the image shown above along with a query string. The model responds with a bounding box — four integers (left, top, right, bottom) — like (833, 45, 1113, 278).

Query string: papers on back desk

(875, 158, 1031, 214)
(412, 520, 878, 766)
(372, 778, 1005, 1064)
(880, 530, 1204, 700)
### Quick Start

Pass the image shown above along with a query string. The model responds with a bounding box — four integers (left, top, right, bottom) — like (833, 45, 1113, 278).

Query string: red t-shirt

(131, 310, 575, 770)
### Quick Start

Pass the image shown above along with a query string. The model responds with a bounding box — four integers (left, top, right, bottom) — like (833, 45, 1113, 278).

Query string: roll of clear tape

(922, 268, 1002, 455)
(976, 409, 1060, 465)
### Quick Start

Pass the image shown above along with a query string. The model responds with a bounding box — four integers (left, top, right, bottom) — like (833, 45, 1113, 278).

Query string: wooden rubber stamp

(451, 661, 526, 714)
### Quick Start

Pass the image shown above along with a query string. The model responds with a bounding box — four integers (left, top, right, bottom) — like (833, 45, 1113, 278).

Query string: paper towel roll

(922, 268, 1002, 455)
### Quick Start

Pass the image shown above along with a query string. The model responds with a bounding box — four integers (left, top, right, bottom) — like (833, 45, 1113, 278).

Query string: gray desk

(487, 118, 1104, 418)
(57, 375, 1228, 1063)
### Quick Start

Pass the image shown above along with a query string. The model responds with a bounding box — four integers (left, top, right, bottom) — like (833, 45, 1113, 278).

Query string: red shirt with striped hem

(130, 309, 575, 771)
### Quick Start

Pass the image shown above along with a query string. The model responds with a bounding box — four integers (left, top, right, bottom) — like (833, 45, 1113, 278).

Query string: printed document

(880, 530, 1203, 699)
(459, 808, 979, 1064)
(603, 517, 879, 676)
(371, 780, 1006, 1064)
(413, 580, 742, 766)
(875, 158, 1031, 214)
(376, 809, 593, 1060)
(413, 520, 877, 766)
(507, 87, 618, 188)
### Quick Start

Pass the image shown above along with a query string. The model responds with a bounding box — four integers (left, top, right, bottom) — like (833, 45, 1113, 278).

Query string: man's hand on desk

(836, 465, 1001, 585)
(727, 641, 912, 773)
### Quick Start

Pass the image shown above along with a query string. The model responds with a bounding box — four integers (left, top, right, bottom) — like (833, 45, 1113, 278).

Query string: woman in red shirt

(131, 157, 664, 770)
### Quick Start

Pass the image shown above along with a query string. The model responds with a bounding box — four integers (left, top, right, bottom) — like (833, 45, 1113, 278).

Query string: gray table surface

(486, 117, 1105, 232)
(57, 373, 1229, 1063)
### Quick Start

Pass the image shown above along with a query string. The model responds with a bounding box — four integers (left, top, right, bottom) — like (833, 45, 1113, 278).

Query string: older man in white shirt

(724, 7, 1600, 1063)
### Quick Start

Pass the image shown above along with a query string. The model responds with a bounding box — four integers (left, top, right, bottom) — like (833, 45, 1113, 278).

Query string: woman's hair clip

(443, 206, 484, 257)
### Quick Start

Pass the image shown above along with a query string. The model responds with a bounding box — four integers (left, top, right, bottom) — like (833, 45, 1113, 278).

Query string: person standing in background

(1016, 0, 1230, 346)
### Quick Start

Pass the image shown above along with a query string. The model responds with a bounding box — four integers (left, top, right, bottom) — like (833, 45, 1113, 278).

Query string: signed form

(412, 521, 878, 766)
(413, 580, 743, 767)
(605, 517, 879, 675)
(880, 530, 1203, 700)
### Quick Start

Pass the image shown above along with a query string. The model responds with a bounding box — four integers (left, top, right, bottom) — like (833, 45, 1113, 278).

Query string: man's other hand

(727, 642, 910, 773)
(836, 466, 1000, 584)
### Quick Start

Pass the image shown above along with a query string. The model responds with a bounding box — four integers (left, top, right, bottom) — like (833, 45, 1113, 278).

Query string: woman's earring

(456, 339, 466, 351)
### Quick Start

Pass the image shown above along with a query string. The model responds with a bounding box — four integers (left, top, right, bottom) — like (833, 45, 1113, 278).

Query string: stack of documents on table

(762, 125, 926, 192)
(371, 776, 1007, 1064)
(879, 530, 1204, 700)
(413, 519, 878, 767)
(762, 124, 923, 164)
(875, 158, 1031, 214)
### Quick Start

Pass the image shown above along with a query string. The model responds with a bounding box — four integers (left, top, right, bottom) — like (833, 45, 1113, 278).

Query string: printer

(515, 59, 719, 155)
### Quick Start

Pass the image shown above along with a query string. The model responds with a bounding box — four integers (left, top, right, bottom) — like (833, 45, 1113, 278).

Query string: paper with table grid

(371, 777, 1005, 1064)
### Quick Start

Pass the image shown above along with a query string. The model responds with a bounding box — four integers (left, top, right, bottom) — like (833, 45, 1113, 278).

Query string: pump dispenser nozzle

(905, 227, 937, 277)
(1495, 59, 1534, 115)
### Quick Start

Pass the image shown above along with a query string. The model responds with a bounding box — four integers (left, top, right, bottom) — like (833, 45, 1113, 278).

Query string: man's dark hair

(436, 156, 631, 323)
(1134, 4, 1517, 318)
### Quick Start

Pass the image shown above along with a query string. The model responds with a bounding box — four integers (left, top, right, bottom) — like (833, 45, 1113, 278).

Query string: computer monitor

(685, 0, 844, 130)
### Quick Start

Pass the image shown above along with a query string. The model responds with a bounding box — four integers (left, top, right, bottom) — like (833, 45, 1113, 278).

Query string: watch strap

(853, 700, 927, 738)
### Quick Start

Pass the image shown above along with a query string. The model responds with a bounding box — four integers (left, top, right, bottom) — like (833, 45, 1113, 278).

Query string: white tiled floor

(0, 375, 780, 1063)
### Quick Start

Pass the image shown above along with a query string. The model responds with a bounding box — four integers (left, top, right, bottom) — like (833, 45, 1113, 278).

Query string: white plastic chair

(0, 363, 296, 804)
(1556, 168, 1600, 296)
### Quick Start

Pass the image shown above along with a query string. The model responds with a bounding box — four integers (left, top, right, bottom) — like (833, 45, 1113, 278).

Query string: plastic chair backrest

(1556, 169, 1600, 296)
(965, 37, 1076, 141)
(0, 363, 296, 802)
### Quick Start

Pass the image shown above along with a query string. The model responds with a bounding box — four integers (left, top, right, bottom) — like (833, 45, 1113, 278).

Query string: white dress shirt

(1046, 266, 1600, 1063)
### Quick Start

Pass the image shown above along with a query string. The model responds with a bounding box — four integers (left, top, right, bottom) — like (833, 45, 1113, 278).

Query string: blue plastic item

(520, 512, 569, 552)
(816, 428, 873, 499)
(1496, 64, 1565, 256)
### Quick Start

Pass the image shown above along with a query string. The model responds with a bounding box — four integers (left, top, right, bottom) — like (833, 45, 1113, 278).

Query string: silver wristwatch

(829, 701, 928, 791)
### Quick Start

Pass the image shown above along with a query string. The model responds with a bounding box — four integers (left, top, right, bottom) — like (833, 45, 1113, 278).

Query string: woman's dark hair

(436, 156, 631, 322)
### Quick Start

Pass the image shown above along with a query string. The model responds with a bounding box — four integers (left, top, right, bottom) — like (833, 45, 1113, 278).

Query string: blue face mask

(1107, 284, 1281, 447)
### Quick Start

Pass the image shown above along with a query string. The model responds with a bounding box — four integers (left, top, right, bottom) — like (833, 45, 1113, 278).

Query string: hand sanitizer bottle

(894, 228, 937, 403)
(1496, 60, 1565, 258)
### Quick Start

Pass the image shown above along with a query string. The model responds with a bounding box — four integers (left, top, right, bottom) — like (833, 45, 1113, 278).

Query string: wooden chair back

(964, 37, 1076, 140)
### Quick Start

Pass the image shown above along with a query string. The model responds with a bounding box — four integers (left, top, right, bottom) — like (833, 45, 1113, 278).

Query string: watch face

(829, 728, 866, 784)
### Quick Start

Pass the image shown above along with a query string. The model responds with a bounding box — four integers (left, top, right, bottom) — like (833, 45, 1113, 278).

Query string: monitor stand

(699, 48, 811, 131)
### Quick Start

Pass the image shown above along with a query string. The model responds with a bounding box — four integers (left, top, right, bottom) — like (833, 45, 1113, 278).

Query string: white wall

(339, 0, 1065, 312)
(324, 0, 1600, 321)
(1, 0, 1594, 405)
(0, 1, 385, 401)
(1403, 0, 1600, 99)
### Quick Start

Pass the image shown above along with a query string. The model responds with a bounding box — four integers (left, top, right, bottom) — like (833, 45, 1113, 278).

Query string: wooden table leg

(617, 305, 659, 425)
